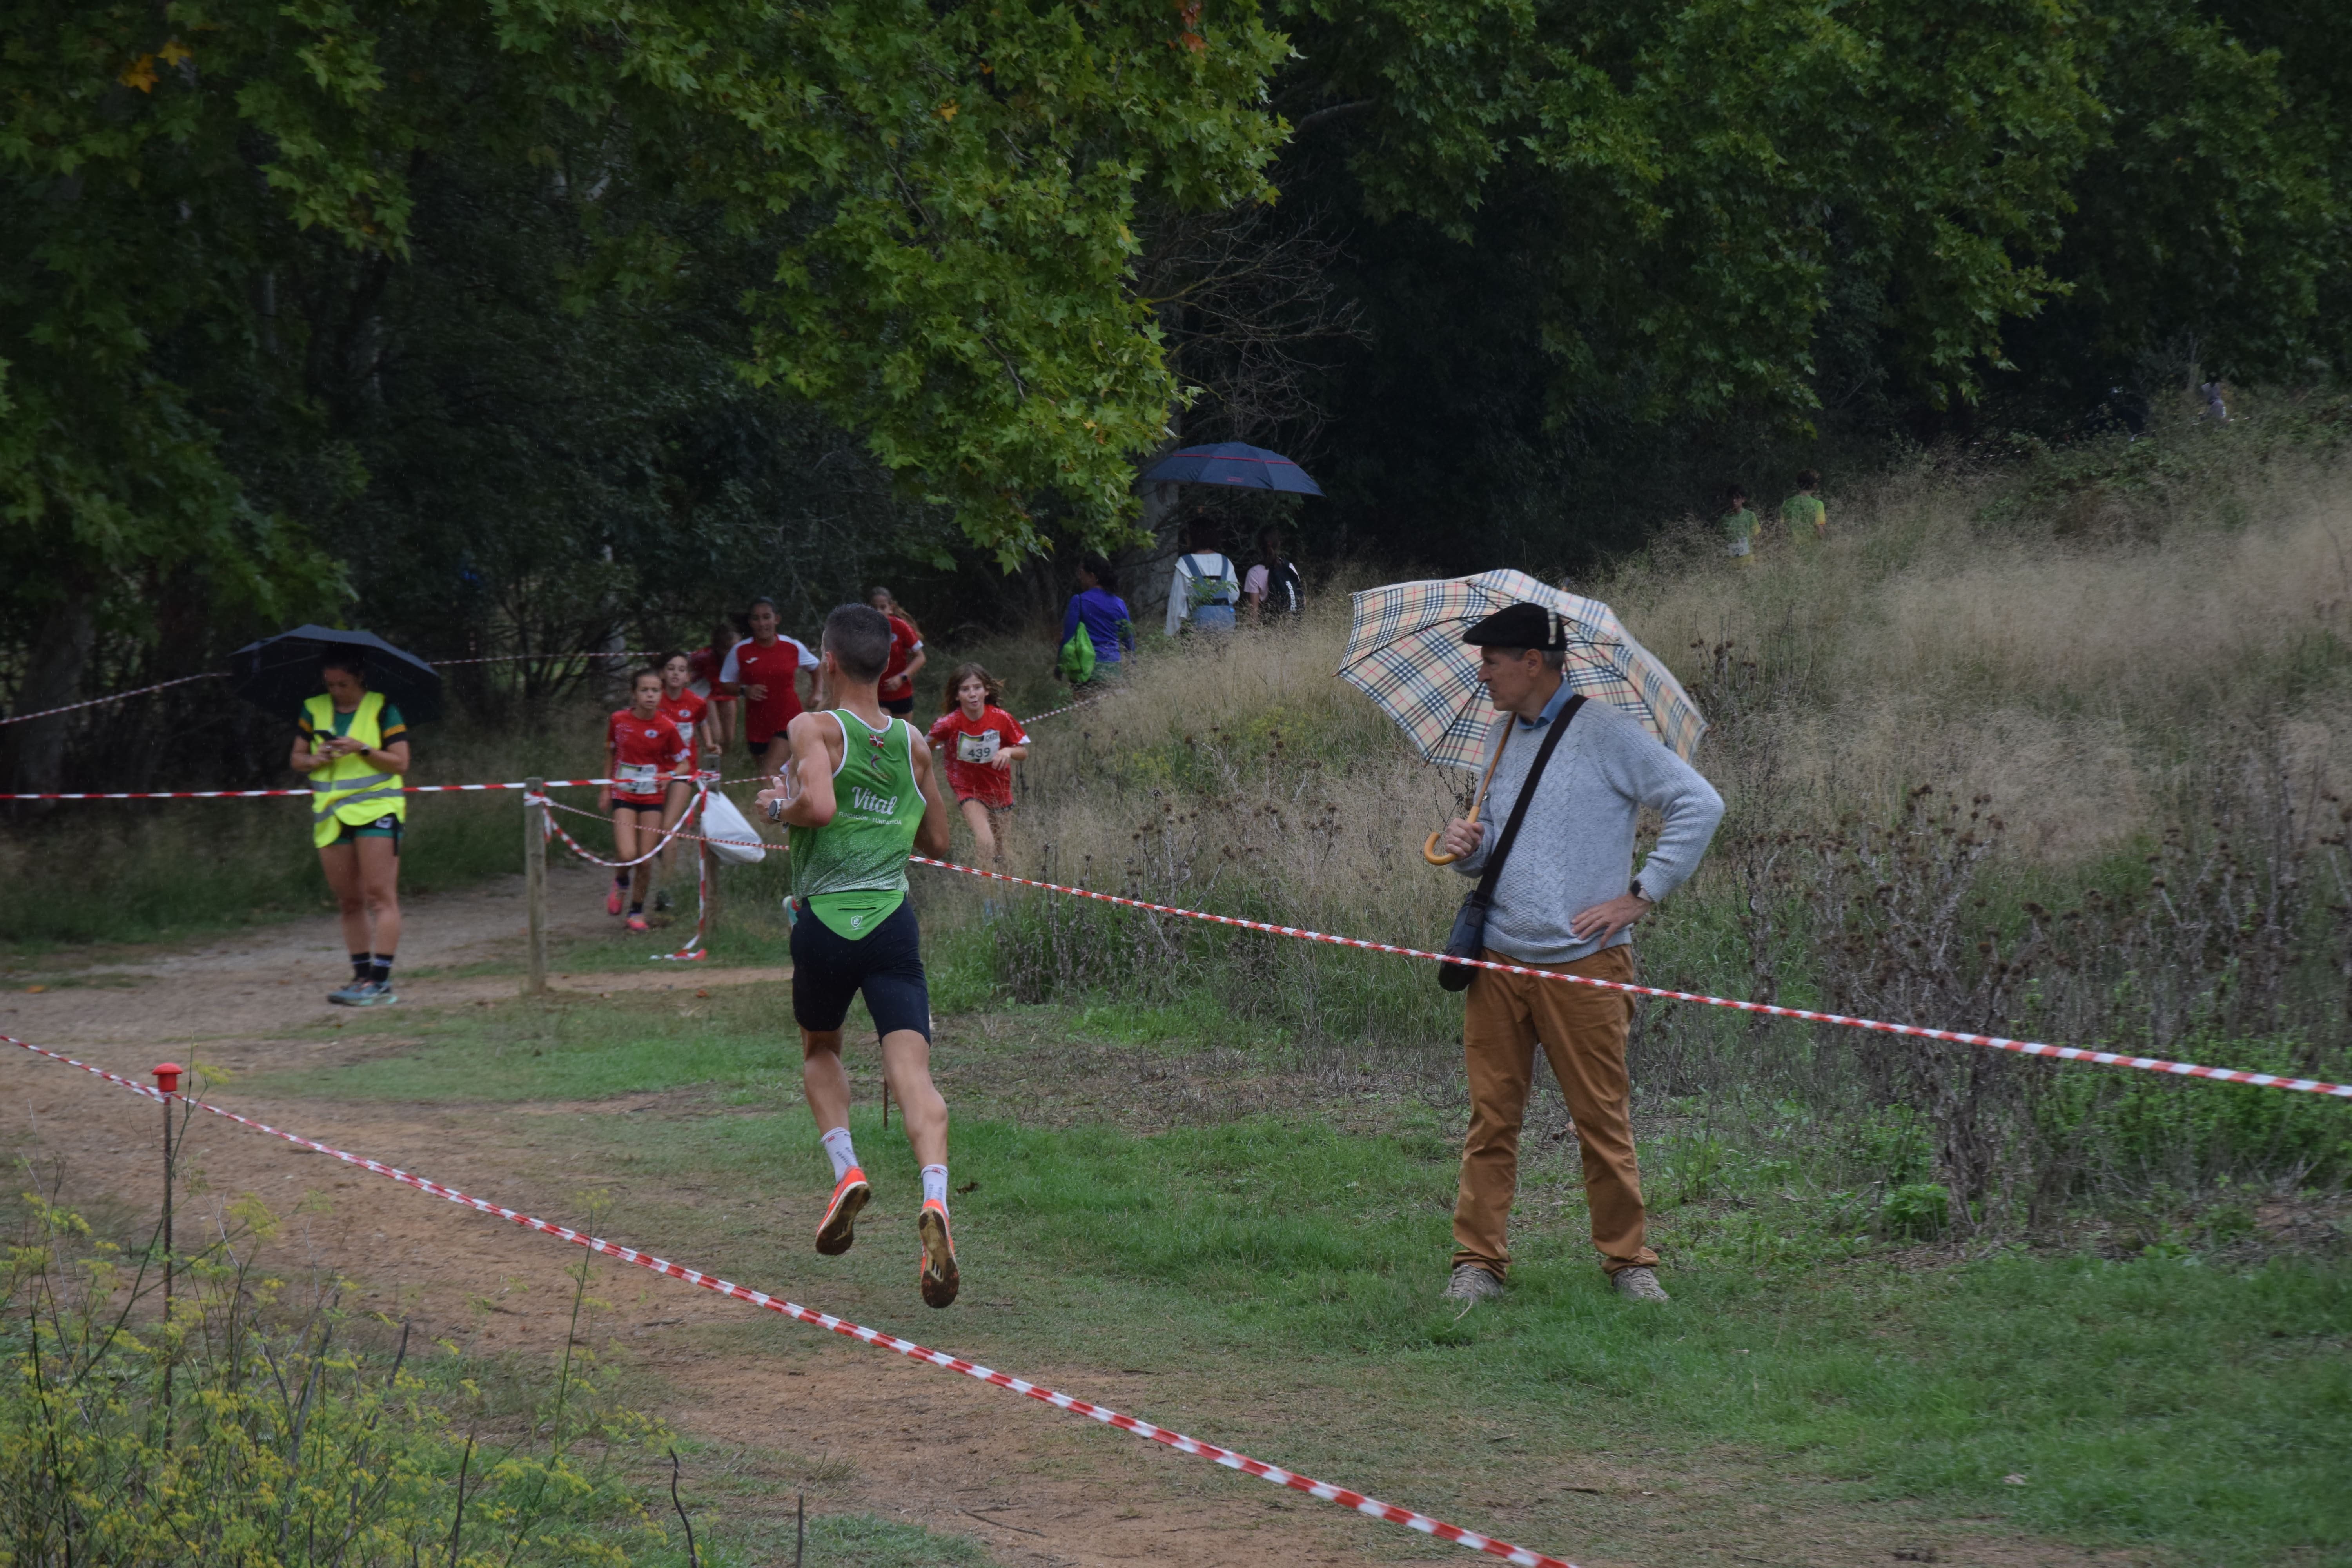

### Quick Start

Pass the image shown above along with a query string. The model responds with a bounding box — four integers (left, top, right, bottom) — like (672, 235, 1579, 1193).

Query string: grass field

(232, 978, 2352, 1567)
(9, 400, 2352, 1564)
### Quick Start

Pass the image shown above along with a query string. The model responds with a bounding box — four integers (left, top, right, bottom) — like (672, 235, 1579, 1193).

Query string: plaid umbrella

(1339, 569, 1706, 769)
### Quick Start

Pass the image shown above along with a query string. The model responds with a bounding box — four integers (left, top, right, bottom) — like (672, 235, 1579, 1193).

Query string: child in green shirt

(1781, 469, 1826, 544)
(1720, 486, 1759, 564)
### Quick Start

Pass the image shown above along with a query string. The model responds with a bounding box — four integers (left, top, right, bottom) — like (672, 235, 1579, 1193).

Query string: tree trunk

(5, 594, 99, 805)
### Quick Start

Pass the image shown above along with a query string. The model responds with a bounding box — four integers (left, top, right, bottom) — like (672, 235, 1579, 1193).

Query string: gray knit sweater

(1451, 692, 1725, 964)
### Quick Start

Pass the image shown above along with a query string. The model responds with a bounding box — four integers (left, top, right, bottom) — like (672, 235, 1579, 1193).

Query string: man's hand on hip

(1439, 818, 1485, 859)
(1569, 892, 1653, 945)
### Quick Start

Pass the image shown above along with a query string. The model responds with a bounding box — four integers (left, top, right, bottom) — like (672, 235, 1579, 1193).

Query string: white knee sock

(921, 1164, 948, 1207)
(822, 1126, 858, 1181)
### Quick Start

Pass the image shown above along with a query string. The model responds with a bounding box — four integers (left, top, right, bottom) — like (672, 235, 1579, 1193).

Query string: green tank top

(789, 710, 928, 939)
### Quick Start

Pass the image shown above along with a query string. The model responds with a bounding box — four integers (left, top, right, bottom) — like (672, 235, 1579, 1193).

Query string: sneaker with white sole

(1610, 1265, 1670, 1303)
(917, 1199, 960, 1308)
(1440, 1263, 1504, 1305)
(340, 980, 399, 1008)
(326, 978, 372, 1006)
(815, 1168, 870, 1256)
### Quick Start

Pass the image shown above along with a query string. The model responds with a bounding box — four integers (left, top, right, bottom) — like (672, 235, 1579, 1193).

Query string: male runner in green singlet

(758, 604, 961, 1307)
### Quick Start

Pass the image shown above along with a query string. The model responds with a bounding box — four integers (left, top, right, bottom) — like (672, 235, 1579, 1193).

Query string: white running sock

(921, 1164, 949, 1207)
(822, 1126, 858, 1182)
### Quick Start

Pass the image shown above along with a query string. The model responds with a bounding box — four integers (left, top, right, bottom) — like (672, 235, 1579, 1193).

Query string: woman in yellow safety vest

(288, 652, 410, 1007)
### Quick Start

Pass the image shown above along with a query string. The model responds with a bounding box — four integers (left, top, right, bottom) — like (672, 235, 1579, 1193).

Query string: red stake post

(154, 1061, 181, 1414)
(154, 1062, 180, 1285)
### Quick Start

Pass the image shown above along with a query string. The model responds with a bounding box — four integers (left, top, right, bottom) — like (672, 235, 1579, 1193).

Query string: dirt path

(2, 875, 2142, 1568)
(0, 859, 775, 1048)
(4, 1039, 1394, 1566)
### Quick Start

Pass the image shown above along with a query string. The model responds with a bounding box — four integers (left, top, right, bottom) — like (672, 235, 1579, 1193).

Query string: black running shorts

(790, 899, 931, 1039)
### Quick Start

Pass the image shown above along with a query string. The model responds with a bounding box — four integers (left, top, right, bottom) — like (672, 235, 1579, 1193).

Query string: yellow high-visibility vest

(303, 691, 407, 846)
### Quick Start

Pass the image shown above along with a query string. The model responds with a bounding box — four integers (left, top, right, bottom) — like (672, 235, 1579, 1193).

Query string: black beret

(1461, 602, 1566, 651)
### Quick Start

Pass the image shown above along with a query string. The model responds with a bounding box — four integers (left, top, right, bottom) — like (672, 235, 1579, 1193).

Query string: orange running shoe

(917, 1199, 959, 1308)
(815, 1167, 870, 1256)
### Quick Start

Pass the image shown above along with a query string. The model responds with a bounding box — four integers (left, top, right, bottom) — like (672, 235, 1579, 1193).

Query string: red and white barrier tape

(1018, 694, 1104, 726)
(583, 822, 2352, 1100)
(709, 693, 1104, 787)
(533, 784, 713, 962)
(2, 1034, 1580, 1568)
(0, 672, 227, 726)
(2, 652, 681, 727)
(531, 793, 703, 872)
(656, 813, 711, 962)
(0, 777, 622, 802)
(900, 858, 2352, 1100)
(430, 650, 664, 666)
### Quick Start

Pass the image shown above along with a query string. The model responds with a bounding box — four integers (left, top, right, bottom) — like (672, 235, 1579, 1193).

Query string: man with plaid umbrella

(1436, 604, 1724, 1305)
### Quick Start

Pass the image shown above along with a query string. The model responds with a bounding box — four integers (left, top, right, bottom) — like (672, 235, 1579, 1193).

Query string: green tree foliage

(0, 0, 1289, 630)
(1281, 0, 2101, 419)
(8, 0, 2352, 789)
(2028, 0, 2342, 391)
(1272, 0, 2352, 571)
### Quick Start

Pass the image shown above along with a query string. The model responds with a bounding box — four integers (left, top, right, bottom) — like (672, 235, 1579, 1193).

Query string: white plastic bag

(699, 788, 769, 865)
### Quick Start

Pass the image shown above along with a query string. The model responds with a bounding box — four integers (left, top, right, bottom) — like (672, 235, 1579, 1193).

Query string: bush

(1, 1189, 672, 1567)
(1882, 1183, 1953, 1241)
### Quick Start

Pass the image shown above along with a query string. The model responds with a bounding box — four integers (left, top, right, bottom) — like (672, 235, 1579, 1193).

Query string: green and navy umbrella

(1339, 569, 1705, 770)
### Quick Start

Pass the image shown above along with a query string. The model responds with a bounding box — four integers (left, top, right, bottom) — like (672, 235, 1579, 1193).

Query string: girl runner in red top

(927, 662, 1028, 863)
(869, 588, 927, 717)
(653, 651, 712, 909)
(687, 618, 735, 753)
(599, 669, 691, 933)
(717, 597, 815, 781)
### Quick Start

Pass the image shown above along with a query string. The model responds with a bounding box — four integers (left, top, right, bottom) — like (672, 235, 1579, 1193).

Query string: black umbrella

(1140, 441, 1324, 495)
(230, 625, 445, 725)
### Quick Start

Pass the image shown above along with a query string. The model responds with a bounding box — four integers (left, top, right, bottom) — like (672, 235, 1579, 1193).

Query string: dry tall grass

(1600, 450, 2352, 859)
(993, 445, 2352, 882)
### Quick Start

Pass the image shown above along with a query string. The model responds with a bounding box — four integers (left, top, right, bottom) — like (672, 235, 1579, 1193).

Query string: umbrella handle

(1423, 722, 1512, 866)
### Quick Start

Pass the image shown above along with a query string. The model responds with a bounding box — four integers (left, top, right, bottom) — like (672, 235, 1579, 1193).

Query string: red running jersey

(656, 689, 710, 771)
(719, 634, 815, 743)
(928, 705, 1027, 808)
(880, 617, 923, 699)
(608, 710, 690, 804)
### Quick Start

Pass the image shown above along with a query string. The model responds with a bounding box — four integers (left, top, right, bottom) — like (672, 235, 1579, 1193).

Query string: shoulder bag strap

(1468, 696, 1585, 907)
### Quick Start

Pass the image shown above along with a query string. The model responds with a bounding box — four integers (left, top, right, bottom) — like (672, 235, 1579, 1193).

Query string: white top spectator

(1165, 551, 1241, 636)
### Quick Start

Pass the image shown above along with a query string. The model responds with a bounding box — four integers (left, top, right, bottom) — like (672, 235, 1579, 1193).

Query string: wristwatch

(1630, 878, 1653, 904)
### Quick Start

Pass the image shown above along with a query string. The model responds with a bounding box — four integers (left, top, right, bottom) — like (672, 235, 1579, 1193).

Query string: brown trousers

(1454, 944, 1658, 1279)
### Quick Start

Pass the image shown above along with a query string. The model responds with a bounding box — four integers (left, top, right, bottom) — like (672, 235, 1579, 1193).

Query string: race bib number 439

(956, 731, 1000, 764)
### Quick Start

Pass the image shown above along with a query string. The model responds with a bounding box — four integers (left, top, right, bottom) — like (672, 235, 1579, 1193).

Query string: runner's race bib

(674, 719, 694, 743)
(617, 762, 660, 792)
(956, 730, 1000, 765)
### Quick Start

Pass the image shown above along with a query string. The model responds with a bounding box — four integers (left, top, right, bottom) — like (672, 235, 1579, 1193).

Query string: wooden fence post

(524, 779, 548, 997)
